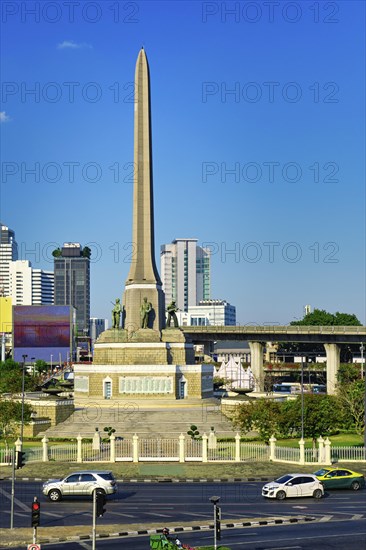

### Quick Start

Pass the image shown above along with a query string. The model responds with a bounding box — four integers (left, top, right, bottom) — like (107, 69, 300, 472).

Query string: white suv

(42, 470, 117, 501)
(262, 473, 324, 500)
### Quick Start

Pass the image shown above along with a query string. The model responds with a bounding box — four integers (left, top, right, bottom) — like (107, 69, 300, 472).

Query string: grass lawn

(1, 458, 365, 481)
(275, 433, 364, 448)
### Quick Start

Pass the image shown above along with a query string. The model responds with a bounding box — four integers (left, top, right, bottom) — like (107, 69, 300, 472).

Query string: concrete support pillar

(202, 433, 208, 463)
(42, 436, 49, 462)
(299, 438, 305, 465)
(235, 433, 241, 462)
(179, 433, 185, 463)
(317, 436, 324, 464)
(77, 434, 82, 463)
(324, 437, 332, 465)
(109, 433, 116, 463)
(269, 435, 277, 461)
(132, 433, 139, 463)
(324, 343, 340, 394)
(248, 341, 264, 391)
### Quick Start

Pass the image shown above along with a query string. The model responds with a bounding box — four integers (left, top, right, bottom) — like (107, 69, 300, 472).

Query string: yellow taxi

(314, 467, 365, 491)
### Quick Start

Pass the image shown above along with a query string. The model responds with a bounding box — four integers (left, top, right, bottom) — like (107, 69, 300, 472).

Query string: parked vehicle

(262, 473, 324, 500)
(42, 470, 117, 501)
(314, 468, 365, 490)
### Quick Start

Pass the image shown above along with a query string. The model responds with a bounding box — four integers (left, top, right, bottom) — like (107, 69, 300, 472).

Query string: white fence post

(317, 436, 324, 464)
(77, 434, 82, 463)
(110, 433, 116, 463)
(42, 436, 49, 462)
(15, 438, 22, 453)
(132, 434, 139, 463)
(202, 434, 208, 463)
(179, 433, 185, 463)
(269, 435, 276, 461)
(299, 438, 305, 465)
(235, 433, 241, 462)
(324, 437, 332, 465)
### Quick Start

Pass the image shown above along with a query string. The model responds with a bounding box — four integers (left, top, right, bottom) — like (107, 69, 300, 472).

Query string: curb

(33, 515, 317, 546)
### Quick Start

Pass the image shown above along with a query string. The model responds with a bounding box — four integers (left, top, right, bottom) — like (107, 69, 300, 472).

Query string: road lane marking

(106, 511, 137, 518)
(146, 512, 175, 518)
(319, 515, 333, 522)
(0, 487, 29, 512)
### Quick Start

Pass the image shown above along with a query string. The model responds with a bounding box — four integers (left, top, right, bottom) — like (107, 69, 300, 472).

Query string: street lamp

(360, 343, 364, 379)
(20, 354, 28, 445)
(301, 357, 305, 440)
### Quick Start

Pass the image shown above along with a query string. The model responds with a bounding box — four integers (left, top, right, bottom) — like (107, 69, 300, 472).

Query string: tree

(234, 399, 282, 444)
(280, 394, 340, 445)
(290, 309, 361, 326)
(103, 426, 116, 437)
(82, 246, 91, 258)
(52, 248, 62, 257)
(336, 365, 365, 435)
(337, 380, 365, 435)
(0, 360, 38, 394)
(0, 400, 33, 447)
(187, 425, 200, 440)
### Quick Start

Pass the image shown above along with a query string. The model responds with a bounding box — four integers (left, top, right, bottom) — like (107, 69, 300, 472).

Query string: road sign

(27, 544, 41, 550)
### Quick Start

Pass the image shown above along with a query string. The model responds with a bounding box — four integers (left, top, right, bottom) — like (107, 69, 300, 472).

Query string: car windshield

(98, 473, 115, 481)
(275, 475, 293, 484)
(314, 469, 330, 476)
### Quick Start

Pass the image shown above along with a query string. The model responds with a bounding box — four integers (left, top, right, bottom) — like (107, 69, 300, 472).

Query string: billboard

(0, 297, 12, 333)
(13, 305, 75, 363)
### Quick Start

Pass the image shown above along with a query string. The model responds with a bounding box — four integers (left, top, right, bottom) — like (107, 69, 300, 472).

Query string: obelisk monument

(123, 48, 165, 332)
(75, 49, 213, 405)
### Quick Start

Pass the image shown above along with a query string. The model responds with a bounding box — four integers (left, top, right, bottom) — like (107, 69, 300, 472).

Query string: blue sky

(1, 0, 365, 325)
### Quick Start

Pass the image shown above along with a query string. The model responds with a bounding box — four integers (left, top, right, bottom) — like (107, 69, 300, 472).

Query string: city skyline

(1, 1, 365, 325)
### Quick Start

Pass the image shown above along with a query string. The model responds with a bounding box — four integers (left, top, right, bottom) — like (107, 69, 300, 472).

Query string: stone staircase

(40, 398, 238, 438)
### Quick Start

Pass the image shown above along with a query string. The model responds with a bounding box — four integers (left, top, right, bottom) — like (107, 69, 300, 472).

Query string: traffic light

(16, 450, 26, 469)
(31, 498, 41, 527)
(215, 505, 221, 540)
(96, 492, 106, 517)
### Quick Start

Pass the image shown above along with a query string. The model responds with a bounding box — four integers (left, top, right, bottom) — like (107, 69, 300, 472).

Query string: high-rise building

(54, 243, 90, 336)
(160, 238, 210, 312)
(8, 260, 54, 305)
(32, 269, 54, 305)
(9, 260, 32, 304)
(89, 317, 108, 348)
(0, 223, 18, 296)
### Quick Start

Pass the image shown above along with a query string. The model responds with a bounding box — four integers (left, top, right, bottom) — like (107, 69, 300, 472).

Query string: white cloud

(57, 40, 92, 50)
(0, 111, 10, 123)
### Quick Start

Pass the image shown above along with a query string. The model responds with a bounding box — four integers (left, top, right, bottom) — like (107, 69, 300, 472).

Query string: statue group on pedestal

(111, 297, 179, 329)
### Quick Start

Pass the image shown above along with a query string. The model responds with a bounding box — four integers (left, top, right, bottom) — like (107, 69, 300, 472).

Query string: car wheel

(48, 489, 62, 502)
(276, 490, 286, 500)
(94, 488, 105, 496)
(313, 489, 323, 499)
(351, 481, 361, 491)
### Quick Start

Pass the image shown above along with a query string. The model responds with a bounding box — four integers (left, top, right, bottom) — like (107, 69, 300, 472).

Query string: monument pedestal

(74, 363, 213, 404)
(73, 328, 213, 404)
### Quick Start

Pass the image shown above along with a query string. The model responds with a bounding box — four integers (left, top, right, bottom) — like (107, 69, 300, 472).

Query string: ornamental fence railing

(1, 434, 365, 466)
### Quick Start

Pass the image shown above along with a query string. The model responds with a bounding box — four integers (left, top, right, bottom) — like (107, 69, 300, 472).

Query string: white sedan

(262, 473, 324, 500)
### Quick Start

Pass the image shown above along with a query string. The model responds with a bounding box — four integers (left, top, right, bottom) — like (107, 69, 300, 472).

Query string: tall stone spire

(123, 49, 165, 332)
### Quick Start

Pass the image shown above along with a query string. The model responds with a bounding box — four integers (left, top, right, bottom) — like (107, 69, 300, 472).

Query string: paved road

(4, 518, 366, 549)
(0, 481, 365, 529)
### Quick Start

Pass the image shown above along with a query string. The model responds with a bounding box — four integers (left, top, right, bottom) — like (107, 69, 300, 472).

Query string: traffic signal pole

(92, 489, 96, 550)
(10, 448, 15, 529)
